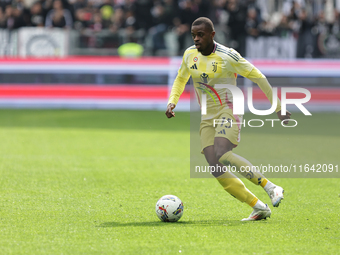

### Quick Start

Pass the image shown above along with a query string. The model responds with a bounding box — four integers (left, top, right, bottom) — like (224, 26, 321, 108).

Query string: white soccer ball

(155, 195, 184, 222)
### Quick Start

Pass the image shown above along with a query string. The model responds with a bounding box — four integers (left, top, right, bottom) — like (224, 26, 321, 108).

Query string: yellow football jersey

(168, 42, 280, 120)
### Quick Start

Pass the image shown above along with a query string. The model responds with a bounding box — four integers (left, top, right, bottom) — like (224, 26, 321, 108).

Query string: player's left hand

(277, 110, 291, 125)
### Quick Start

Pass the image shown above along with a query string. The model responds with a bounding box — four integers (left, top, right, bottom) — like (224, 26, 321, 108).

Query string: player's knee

(205, 156, 218, 167)
(211, 169, 224, 178)
(205, 157, 224, 178)
(214, 148, 231, 162)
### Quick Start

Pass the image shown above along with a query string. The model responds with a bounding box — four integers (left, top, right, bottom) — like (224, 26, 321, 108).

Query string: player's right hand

(165, 103, 176, 118)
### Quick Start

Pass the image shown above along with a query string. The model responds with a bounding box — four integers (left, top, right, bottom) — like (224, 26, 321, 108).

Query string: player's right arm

(165, 53, 191, 118)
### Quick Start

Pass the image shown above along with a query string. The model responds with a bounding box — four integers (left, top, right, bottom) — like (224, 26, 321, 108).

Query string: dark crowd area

(1, 0, 340, 57)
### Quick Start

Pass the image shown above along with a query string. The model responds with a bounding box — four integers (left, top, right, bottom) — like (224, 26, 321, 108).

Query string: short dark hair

(192, 17, 214, 32)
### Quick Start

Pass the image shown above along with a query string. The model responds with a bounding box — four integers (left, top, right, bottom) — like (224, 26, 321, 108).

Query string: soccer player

(165, 17, 291, 221)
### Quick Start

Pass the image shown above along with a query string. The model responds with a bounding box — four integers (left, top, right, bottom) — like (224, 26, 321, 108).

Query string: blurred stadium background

(0, 0, 340, 110)
(1, 2, 340, 253)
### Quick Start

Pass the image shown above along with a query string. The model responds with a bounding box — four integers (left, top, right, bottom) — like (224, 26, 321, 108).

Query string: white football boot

(241, 204, 271, 221)
(269, 186, 284, 207)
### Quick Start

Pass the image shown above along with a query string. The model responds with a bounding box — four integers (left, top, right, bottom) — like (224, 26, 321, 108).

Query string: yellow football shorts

(199, 109, 243, 153)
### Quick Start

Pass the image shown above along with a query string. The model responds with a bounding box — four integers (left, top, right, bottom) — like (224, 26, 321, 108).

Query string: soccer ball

(155, 195, 184, 222)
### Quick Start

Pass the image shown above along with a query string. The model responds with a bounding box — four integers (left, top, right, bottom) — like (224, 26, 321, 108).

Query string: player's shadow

(96, 220, 262, 228)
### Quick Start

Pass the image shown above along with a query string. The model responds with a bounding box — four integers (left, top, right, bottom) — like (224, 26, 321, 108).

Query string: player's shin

(218, 151, 268, 186)
(216, 171, 258, 207)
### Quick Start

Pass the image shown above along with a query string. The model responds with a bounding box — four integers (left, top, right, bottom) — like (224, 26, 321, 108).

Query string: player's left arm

(228, 50, 291, 124)
(246, 67, 291, 124)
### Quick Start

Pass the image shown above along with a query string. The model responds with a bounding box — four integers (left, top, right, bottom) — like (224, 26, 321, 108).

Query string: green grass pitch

(0, 109, 339, 254)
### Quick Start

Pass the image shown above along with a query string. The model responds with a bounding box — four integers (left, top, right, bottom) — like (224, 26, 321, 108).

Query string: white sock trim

(264, 181, 275, 193)
(253, 199, 266, 210)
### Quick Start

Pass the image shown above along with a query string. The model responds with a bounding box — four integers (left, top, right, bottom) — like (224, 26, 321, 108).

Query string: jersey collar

(212, 42, 217, 53)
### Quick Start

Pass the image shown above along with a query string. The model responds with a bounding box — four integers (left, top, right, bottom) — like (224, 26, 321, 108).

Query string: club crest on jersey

(200, 73, 209, 83)
(193, 57, 198, 62)
(212, 62, 218, 73)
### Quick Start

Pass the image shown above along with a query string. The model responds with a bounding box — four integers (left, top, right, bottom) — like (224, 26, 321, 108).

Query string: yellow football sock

(219, 151, 266, 186)
(260, 178, 268, 188)
(216, 171, 258, 207)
